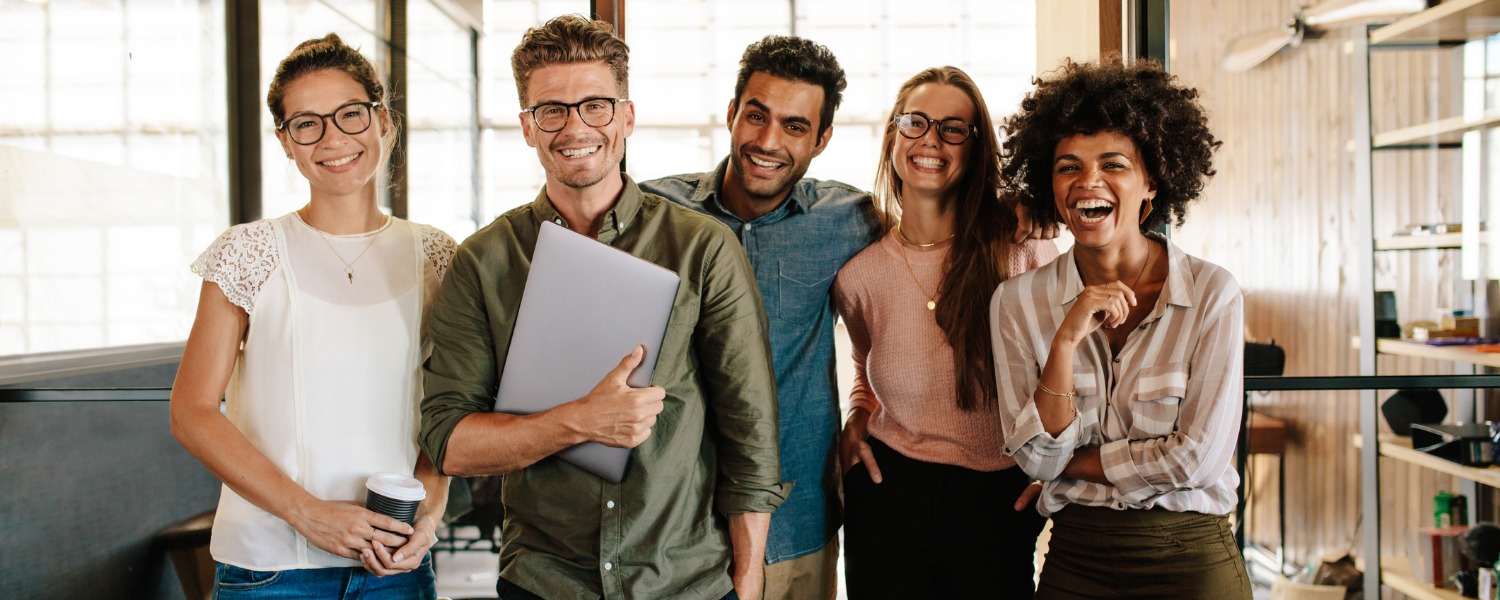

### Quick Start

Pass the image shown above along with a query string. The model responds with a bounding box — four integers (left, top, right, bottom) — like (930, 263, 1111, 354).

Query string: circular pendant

(926, 300, 936, 310)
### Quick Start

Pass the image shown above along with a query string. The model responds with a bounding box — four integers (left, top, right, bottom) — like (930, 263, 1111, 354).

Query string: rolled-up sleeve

(420, 245, 501, 475)
(1100, 279, 1244, 504)
(695, 233, 792, 515)
(991, 279, 1080, 481)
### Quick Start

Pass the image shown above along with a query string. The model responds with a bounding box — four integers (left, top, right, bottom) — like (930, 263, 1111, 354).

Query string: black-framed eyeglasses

(522, 98, 628, 133)
(893, 112, 975, 145)
(278, 101, 381, 146)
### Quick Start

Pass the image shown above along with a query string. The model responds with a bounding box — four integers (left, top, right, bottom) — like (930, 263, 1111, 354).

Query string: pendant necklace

(1131, 242, 1155, 290)
(304, 210, 386, 284)
(895, 221, 953, 310)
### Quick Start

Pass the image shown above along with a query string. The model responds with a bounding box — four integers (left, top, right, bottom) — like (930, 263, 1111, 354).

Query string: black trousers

(842, 437, 1047, 599)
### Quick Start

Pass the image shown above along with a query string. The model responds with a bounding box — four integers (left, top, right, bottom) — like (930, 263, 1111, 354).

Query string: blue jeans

(213, 554, 435, 600)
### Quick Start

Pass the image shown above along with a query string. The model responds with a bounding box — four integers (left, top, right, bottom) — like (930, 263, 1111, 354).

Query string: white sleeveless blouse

(191, 212, 455, 571)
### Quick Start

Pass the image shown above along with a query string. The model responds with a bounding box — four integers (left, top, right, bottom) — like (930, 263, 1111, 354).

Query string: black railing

(0, 388, 171, 402)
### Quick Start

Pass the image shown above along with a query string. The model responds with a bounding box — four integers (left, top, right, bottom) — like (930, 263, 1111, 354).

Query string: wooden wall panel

(1167, 0, 1465, 574)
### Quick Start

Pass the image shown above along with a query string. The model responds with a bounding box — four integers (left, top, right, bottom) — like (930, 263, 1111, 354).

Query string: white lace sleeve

(190, 221, 280, 314)
(416, 223, 457, 280)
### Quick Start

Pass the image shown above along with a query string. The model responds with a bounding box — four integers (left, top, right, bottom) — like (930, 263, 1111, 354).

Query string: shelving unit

(1374, 111, 1500, 148)
(1356, 1, 1500, 597)
(1384, 559, 1469, 600)
(1377, 339, 1500, 369)
(1369, 0, 1500, 45)
(1354, 433, 1500, 488)
(1376, 233, 1466, 251)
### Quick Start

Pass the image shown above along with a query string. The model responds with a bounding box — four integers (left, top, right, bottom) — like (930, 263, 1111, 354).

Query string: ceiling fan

(1222, 0, 1428, 72)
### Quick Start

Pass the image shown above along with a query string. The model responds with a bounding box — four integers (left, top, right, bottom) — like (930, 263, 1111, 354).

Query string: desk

(1246, 411, 1288, 569)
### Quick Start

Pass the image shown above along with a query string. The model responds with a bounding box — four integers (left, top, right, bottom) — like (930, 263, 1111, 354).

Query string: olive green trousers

(1036, 505, 1252, 599)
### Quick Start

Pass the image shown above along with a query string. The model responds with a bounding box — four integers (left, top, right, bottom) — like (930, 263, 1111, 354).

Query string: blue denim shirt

(641, 160, 881, 563)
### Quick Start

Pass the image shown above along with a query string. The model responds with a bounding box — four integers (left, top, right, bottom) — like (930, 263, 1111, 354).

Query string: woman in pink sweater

(833, 67, 1057, 598)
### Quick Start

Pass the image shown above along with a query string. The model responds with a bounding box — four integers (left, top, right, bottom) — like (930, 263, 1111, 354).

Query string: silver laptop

(493, 220, 681, 482)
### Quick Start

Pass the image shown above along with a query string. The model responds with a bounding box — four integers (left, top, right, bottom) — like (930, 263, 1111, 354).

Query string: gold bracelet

(1037, 381, 1075, 398)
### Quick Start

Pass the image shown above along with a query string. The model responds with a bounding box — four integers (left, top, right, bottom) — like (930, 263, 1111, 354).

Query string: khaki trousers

(763, 537, 839, 600)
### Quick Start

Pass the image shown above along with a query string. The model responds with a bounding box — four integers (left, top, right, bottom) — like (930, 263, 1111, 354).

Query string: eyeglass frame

(276, 101, 383, 146)
(892, 111, 977, 145)
(521, 97, 630, 133)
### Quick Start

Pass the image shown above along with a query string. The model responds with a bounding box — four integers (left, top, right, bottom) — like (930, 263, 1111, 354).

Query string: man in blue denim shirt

(641, 36, 878, 600)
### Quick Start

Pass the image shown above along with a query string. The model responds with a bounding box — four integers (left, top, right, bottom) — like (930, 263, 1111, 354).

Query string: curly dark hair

(733, 35, 846, 138)
(999, 59, 1219, 231)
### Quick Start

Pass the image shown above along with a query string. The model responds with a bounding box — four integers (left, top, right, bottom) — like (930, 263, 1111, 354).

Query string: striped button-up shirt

(990, 234, 1243, 517)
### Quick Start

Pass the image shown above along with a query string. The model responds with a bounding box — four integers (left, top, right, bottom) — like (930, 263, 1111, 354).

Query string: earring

(1139, 198, 1153, 225)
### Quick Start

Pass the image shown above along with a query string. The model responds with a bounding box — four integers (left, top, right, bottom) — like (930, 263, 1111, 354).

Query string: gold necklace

(1131, 242, 1155, 290)
(302, 211, 386, 284)
(894, 221, 955, 248)
(895, 232, 940, 311)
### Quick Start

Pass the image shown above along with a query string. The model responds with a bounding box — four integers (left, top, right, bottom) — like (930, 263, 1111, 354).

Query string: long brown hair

(874, 67, 1017, 412)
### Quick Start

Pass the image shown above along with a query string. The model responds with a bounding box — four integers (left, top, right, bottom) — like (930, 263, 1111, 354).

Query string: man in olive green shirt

(419, 15, 787, 600)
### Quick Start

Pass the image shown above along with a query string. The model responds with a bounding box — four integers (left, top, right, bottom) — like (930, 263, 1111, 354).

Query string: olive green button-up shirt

(420, 175, 789, 600)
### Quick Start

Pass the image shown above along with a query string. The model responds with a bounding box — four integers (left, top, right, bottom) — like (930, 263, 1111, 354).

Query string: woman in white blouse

(170, 33, 454, 599)
(991, 60, 1250, 598)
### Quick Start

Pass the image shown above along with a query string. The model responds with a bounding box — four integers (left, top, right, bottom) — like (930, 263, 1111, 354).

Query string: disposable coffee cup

(364, 472, 426, 526)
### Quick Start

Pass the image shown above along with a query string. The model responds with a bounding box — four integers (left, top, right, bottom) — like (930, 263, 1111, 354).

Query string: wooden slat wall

(1167, 0, 1468, 575)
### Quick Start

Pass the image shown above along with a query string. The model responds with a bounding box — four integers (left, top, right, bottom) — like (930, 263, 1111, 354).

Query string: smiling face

(520, 61, 634, 192)
(1051, 130, 1156, 249)
(724, 72, 830, 210)
(276, 69, 388, 201)
(890, 83, 973, 203)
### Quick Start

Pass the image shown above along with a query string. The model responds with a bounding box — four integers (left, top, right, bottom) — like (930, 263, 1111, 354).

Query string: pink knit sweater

(833, 233, 1059, 471)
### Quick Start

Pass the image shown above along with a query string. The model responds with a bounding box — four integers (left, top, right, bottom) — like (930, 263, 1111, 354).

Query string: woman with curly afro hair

(989, 59, 1250, 598)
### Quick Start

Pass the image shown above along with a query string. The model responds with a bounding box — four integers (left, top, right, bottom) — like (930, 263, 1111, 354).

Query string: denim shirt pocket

(1126, 361, 1188, 438)
(777, 260, 839, 324)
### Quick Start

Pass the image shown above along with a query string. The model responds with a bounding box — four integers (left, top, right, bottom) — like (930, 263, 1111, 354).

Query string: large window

(627, 0, 1037, 190)
(0, 0, 1032, 358)
(0, 0, 228, 356)
(476, 0, 1036, 222)
(259, 0, 480, 240)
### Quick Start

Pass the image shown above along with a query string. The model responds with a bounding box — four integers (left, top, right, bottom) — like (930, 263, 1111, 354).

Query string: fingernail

(394, 552, 405, 562)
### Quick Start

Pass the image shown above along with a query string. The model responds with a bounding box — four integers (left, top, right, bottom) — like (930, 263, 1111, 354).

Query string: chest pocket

(1071, 362, 1102, 435)
(777, 260, 838, 324)
(1126, 362, 1188, 438)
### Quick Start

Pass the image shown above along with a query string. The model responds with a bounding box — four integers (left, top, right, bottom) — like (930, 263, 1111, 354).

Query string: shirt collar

(529, 174, 645, 238)
(701, 158, 808, 225)
(1057, 232, 1195, 310)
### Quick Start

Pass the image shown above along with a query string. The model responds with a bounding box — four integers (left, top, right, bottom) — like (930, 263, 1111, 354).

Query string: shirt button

(606, 500, 615, 509)
(604, 562, 613, 571)
(744, 223, 753, 231)
(1113, 357, 1122, 363)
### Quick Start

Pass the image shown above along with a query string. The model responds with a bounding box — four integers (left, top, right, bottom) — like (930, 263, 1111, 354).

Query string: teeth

(319, 153, 360, 167)
(749, 156, 782, 168)
(913, 156, 945, 168)
(1074, 199, 1114, 224)
(562, 146, 600, 158)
